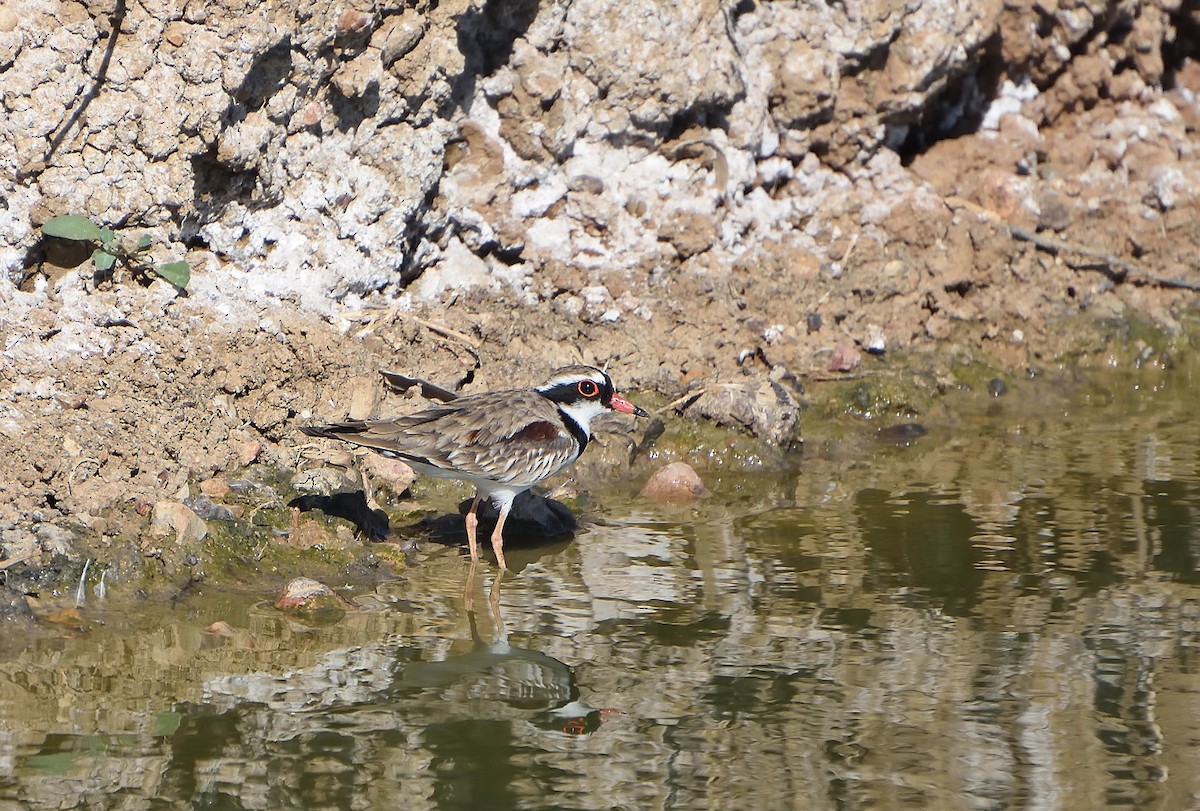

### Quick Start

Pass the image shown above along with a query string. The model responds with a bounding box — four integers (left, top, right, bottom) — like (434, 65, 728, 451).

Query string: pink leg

(491, 505, 510, 571)
(465, 495, 481, 564)
(463, 559, 478, 613)
(488, 568, 504, 628)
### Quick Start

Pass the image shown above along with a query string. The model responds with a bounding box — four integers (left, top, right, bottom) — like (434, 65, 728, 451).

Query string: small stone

(828, 342, 862, 372)
(34, 523, 75, 556)
(336, 9, 372, 35)
(291, 467, 357, 494)
(1, 528, 37, 564)
(275, 577, 357, 613)
(864, 325, 886, 355)
(641, 462, 707, 503)
(205, 621, 235, 636)
(364, 455, 415, 491)
(348, 377, 380, 420)
(876, 423, 929, 446)
(285, 511, 340, 549)
(690, 381, 800, 445)
(162, 21, 185, 47)
(213, 393, 237, 419)
(240, 441, 263, 466)
(297, 101, 325, 128)
(184, 495, 239, 522)
(1036, 189, 1072, 232)
(925, 313, 951, 340)
(149, 501, 208, 544)
(199, 477, 232, 499)
(55, 393, 87, 410)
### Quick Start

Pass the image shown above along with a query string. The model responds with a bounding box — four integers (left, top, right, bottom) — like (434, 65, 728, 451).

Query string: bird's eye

(577, 380, 599, 397)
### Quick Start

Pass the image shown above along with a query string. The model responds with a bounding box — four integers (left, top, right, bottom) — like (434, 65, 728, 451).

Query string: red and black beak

(610, 393, 649, 418)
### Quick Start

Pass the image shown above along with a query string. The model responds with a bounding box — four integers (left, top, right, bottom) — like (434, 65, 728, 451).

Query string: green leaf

(154, 260, 191, 289)
(98, 228, 117, 250)
(92, 249, 116, 271)
(42, 215, 104, 242)
(27, 751, 84, 774)
(136, 233, 152, 251)
(150, 710, 182, 737)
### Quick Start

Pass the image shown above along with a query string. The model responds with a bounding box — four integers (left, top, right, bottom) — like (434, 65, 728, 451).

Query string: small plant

(41, 214, 191, 290)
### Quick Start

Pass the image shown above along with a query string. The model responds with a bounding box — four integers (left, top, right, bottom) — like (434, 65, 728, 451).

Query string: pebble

(240, 441, 263, 466)
(827, 342, 862, 372)
(199, 477, 232, 499)
(864, 324, 886, 355)
(183, 495, 239, 522)
(641, 462, 706, 503)
(876, 423, 929, 446)
(291, 467, 357, 494)
(275, 577, 357, 613)
(364, 455, 415, 491)
(149, 501, 208, 544)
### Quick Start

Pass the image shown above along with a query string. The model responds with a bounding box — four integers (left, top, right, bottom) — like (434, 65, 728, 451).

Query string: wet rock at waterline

(682, 381, 801, 446)
(275, 577, 358, 614)
(640, 462, 707, 503)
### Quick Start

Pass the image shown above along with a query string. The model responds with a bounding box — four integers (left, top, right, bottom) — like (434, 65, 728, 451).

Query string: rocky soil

(1, 0, 1199, 601)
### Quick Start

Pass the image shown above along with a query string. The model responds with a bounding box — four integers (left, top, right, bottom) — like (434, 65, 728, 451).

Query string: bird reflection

(392, 567, 615, 735)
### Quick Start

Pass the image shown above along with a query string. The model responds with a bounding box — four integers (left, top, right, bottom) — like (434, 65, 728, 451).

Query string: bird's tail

(299, 421, 369, 440)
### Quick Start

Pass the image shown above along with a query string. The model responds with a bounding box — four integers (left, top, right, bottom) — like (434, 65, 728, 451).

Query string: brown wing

(303, 390, 581, 486)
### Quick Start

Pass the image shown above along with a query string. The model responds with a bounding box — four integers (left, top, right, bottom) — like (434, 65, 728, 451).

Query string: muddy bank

(0, 285, 1194, 613)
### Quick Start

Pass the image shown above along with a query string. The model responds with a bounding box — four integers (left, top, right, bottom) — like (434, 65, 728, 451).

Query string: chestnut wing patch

(509, 420, 563, 443)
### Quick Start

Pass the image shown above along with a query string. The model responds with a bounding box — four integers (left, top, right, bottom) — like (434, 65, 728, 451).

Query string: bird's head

(536, 365, 648, 436)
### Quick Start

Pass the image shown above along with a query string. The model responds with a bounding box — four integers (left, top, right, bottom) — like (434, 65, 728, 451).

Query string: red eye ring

(577, 380, 599, 397)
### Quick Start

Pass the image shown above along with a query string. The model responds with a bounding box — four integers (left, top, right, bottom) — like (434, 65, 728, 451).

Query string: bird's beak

(610, 393, 649, 418)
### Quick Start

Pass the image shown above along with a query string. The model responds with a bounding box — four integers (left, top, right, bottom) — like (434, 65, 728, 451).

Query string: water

(3, 363, 1200, 810)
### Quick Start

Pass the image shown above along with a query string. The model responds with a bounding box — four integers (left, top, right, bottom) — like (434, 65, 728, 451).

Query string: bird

(300, 365, 648, 570)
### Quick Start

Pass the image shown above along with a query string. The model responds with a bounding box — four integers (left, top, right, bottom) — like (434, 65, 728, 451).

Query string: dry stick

(0, 554, 33, 571)
(658, 388, 707, 414)
(1008, 225, 1200, 292)
(413, 316, 481, 349)
(359, 305, 482, 356)
(946, 196, 1200, 292)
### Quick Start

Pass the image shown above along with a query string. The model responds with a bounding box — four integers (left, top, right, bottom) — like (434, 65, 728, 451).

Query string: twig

(946, 196, 1200, 292)
(1008, 225, 1200, 292)
(0, 553, 33, 571)
(413, 316, 481, 350)
(658, 388, 706, 414)
(840, 232, 860, 269)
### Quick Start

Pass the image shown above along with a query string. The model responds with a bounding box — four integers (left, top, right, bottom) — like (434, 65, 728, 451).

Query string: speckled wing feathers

(302, 389, 581, 488)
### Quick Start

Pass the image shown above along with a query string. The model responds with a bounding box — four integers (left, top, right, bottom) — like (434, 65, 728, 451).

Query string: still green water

(3, 361, 1200, 810)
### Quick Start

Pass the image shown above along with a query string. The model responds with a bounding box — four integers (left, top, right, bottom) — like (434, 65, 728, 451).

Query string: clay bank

(1, 0, 1199, 597)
